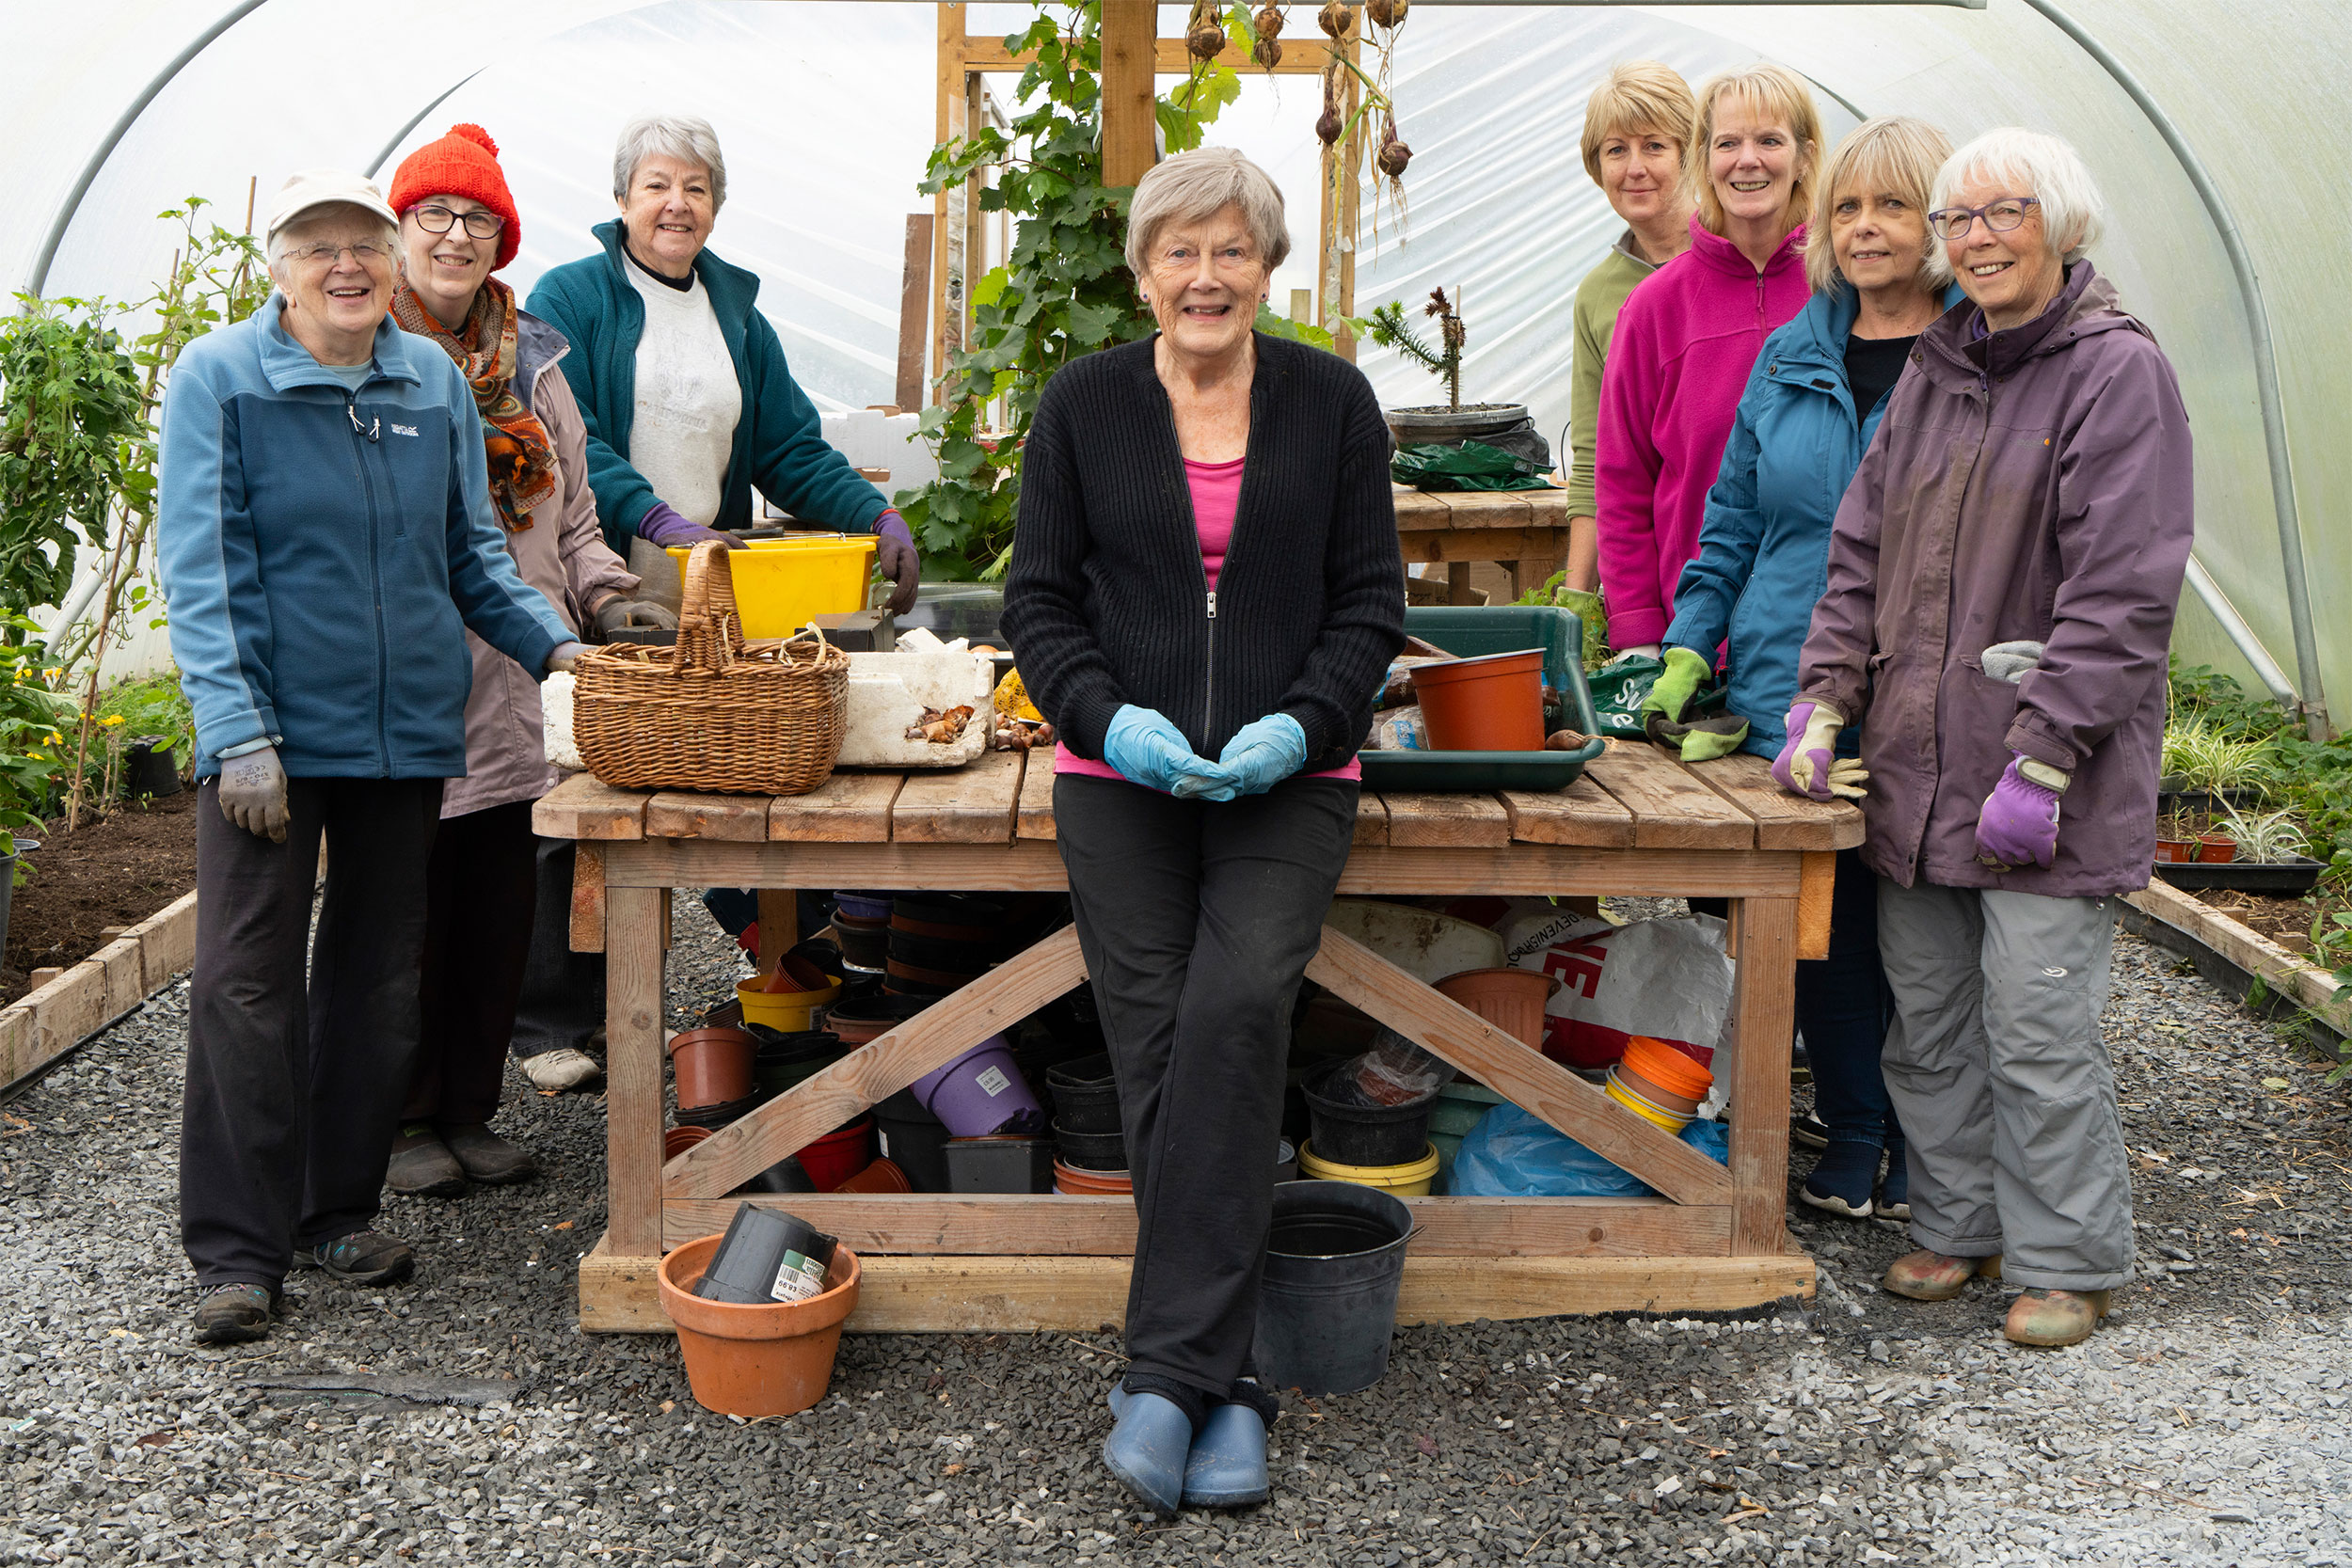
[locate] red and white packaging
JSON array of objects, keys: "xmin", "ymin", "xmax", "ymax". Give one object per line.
[{"xmin": 1500, "ymin": 911, "xmax": 1736, "ymax": 1082}]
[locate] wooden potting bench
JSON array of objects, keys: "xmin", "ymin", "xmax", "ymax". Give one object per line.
[
  {"xmin": 544, "ymin": 741, "xmax": 1858, "ymax": 1334},
  {"xmin": 1391, "ymin": 483, "xmax": 1575, "ymax": 605}
]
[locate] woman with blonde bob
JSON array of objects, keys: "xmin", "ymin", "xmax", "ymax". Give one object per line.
[
  {"xmin": 1004, "ymin": 147, "xmax": 1403, "ymax": 1515},
  {"xmin": 1780, "ymin": 128, "xmax": 2193, "ymax": 1347},
  {"xmin": 1595, "ymin": 63, "xmax": 1819, "ymax": 657},
  {"xmin": 1640, "ymin": 116, "xmax": 1961, "ymax": 1222},
  {"xmin": 1562, "ymin": 60, "xmax": 1699, "ymax": 594}
]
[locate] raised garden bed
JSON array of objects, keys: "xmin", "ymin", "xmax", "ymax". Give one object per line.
[{"xmin": 3, "ymin": 790, "xmax": 199, "ymax": 1006}]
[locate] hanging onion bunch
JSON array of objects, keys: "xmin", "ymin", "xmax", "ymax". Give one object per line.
[
  {"xmin": 1251, "ymin": 5, "xmax": 1286, "ymax": 68},
  {"xmin": 1316, "ymin": 60, "xmax": 1344, "ymax": 146},
  {"xmin": 1317, "ymin": 1, "xmax": 1356, "ymax": 40},
  {"xmin": 1376, "ymin": 113, "xmax": 1411, "ymax": 178},
  {"xmin": 1187, "ymin": 0, "xmax": 1226, "ymax": 61},
  {"xmin": 1365, "ymin": 0, "xmax": 1408, "ymax": 27}
]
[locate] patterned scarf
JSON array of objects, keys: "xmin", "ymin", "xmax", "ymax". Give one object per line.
[{"xmin": 391, "ymin": 276, "xmax": 558, "ymax": 531}]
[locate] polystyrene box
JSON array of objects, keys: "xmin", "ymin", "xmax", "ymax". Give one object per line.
[{"xmin": 836, "ymin": 627, "xmax": 993, "ymax": 768}]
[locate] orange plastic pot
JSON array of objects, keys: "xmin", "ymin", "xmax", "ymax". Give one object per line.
[
  {"xmin": 664, "ymin": 1125, "xmax": 713, "ymax": 1161},
  {"xmin": 669, "ymin": 1027, "xmax": 757, "ymax": 1109},
  {"xmin": 2195, "ymin": 834, "xmax": 2237, "ymax": 863},
  {"xmin": 2153, "ymin": 837, "xmax": 2196, "ymax": 863},
  {"xmin": 1053, "ymin": 1159, "xmax": 1133, "ymax": 1196},
  {"xmin": 1618, "ymin": 1035, "xmax": 1711, "ymax": 1116},
  {"xmin": 831, "ymin": 1158, "xmax": 912, "ymax": 1194},
  {"xmin": 1409, "ymin": 649, "xmax": 1546, "ymax": 752},
  {"xmin": 1433, "ymin": 967, "xmax": 1562, "ymax": 1049},
  {"xmin": 658, "ymin": 1234, "xmax": 861, "ymax": 1418}
]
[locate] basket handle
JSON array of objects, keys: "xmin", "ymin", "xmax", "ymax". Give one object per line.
[{"xmin": 675, "ymin": 540, "xmax": 745, "ymax": 673}]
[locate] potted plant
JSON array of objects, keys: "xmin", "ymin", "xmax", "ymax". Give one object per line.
[
  {"xmin": 1365, "ymin": 289, "xmax": 1544, "ymax": 461},
  {"xmin": 2153, "ymin": 803, "xmax": 2325, "ymax": 895}
]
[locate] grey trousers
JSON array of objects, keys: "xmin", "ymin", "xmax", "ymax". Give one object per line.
[{"xmin": 1875, "ymin": 879, "xmax": 2133, "ymax": 1291}]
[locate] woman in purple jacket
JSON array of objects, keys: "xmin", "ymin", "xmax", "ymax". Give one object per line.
[{"xmin": 1776, "ymin": 129, "xmax": 2193, "ymax": 1348}]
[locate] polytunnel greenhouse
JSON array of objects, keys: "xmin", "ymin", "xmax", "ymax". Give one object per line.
[{"xmin": 8, "ymin": 0, "xmax": 2345, "ymax": 721}]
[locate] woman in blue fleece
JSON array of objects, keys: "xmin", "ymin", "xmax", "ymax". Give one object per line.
[
  {"xmin": 1637, "ymin": 117, "xmax": 1960, "ymax": 1223},
  {"xmin": 157, "ymin": 170, "xmax": 580, "ymax": 1346}
]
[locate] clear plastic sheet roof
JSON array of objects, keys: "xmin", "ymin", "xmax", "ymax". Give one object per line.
[{"xmin": 7, "ymin": 1, "xmax": 2348, "ymax": 707}]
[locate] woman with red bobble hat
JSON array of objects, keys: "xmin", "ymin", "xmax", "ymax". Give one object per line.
[{"xmin": 382, "ymin": 123, "xmax": 676, "ymax": 1197}]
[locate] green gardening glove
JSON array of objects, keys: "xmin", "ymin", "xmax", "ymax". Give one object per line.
[
  {"xmin": 1640, "ymin": 646, "xmax": 1712, "ymax": 738},
  {"xmin": 1662, "ymin": 714, "xmax": 1752, "ymax": 762}
]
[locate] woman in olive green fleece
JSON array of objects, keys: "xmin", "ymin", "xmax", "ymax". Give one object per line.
[{"xmin": 1565, "ymin": 62, "xmax": 1698, "ymax": 596}]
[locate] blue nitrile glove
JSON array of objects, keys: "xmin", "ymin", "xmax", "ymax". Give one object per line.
[
  {"xmin": 1217, "ymin": 713, "xmax": 1309, "ymax": 797},
  {"xmin": 1104, "ymin": 705, "xmax": 1237, "ymax": 800}
]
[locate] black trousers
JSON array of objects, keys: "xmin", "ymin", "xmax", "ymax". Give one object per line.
[
  {"xmin": 407, "ymin": 800, "xmax": 538, "ymax": 1126},
  {"xmin": 180, "ymin": 777, "xmax": 442, "ymax": 1290},
  {"xmin": 1054, "ymin": 772, "xmax": 1359, "ymax": 1406},
  {"xmin": 510, "ymin": 835, "xmax": 604, "ymax": 1061}
]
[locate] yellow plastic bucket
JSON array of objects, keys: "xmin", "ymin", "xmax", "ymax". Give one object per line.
[
  {"xmin": 737, "ymin": 976, "xmax": 843, "ymax": 1033},
  {"xmin": 1297, "ymin": 1139, "xmax": 1440, "ymax": 1196},
  {"xmin": 1604, "ymin": 1068, "xmax": 1692, "ymax": 1132},
  {"xmin": 670, "ymin": 534, "xmax": 877, "ymax": 640}
]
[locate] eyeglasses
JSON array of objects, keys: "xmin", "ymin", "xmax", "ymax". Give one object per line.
[
  {"xmin": 1927, "ymin": 196, "xmax": 2040, "ymax": 242},
  {"xmin": 284, "ymin": 240, "xmax": 391, "ymax": 267},
  {"xmin": 410, "ymin": 204, "xmax": 506, "ymax": 240}
]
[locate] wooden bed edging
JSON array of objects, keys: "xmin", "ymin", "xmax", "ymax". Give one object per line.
[
  {"xmin": 0, "ymin": 889, "xmax": 198, "ymax": 1095},
  {"xmin": 2121, "ymin": 878, "xmax": 2347, "ymax": 1040}
]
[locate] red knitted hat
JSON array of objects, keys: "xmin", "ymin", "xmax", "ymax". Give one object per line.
[{"xmin": 389, "ymin": 123, "xmax": 521, "ymax": 271}]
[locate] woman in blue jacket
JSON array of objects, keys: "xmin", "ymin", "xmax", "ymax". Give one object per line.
[{"xmin": 1642, "ymin": 116, "xmax": 1959, "ymax": 1222}]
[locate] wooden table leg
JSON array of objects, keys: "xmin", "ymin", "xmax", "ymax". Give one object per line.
[
  {"xmin": 1728, "ymin": 894, "xmax": 1797, "ymax": 1255},
  {"xmin": 756, "ymin": 888, "xmax": 798, "ymax": 974},
  {"xmin": 1448, "ymin": 562, "xmax": 1476, "ymax": 605},
  {"xmin": 607, "ymin": 883, "xmax": 667, "ymax": 1257},
  {"xmin": 1796, "ymin": 851, "xmax": 1836, "ymax": 961}
]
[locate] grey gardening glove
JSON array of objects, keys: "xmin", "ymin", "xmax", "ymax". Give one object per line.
[
  {"xmin": 544, "ymin": 641, "xmax": 585, "ymax": 675},
  {"xmin": 218, "ymin": 745, "xmax": 290, "ymax": 844},
  {"xmin": 592, "ymin": 596, "xmax": 679, "ymax": 637},
  {"xmin": 1981, "ymin": 640, "xmax": 2045, "ymax": 684}
]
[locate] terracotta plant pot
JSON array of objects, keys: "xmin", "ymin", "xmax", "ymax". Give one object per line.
[
  {"xmin": 1618, "ymin": 1034, "xmax": 1712, "ymax": 1117},
  {"xmin": 830, "ymin": 1157, "xmax": 912, "ymax": 1194},
  {"xmin": 2195, "ymin": 834, "xmax": 2238, "ymax": 863},
  {"xmin": 658, "ymin": 1233, "xmax": 861, "ymax": 1418},
  {"xmin": 1433, "ymin": 967, "xmax": 1563, "ymax": 1049},
  {"xmin": 1408, "ymin": 648, "xmax": 1547, "ymax": 752},
  {"xmin": 664, "ymin": 1124, "xmax": 713, "ymax": 1161},
  {"xmin": 669, "ymin": 1027, "xmax": 757, "ymax": 1109},
  {"xmin": 2153, "ymin": 837, "xmax": 2197, "ymax": 864},
  {"xmin": 1053, "ymin": 1158, "xmax": 1133, "ymax": 1196}
]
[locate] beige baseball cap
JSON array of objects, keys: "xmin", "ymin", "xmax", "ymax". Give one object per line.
[{"xmin": 266, "ymin": 169, "xmax": 399, "ymax": 240}]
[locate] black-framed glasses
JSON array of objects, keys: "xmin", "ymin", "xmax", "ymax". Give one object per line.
[
  {"xmin": 410, "ymin": 203, "xmax": 506, "ymax": 240},
  {"xmin": 1927, "ymin": 196, "xmax": 2040, "ymax": 243}
]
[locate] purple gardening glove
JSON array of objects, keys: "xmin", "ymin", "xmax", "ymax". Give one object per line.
[
  {"xmin": 638, "ymin": 501, "xmax": 745, "ymax": 550},
  {"xmin": 1975, "ymin": 752, "xmax": 2068, "ymax": 870},
  {"xmin": 873, "ymin": 509, "xmax": 921, "ymax": 615},
  {"xmin": 1771, "ymin": 701, "xmax": 1839, "ymax": 800}
]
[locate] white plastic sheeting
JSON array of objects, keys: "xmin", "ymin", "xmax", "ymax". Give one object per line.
[{"xmin": 7, "ymin": 1, "xmax": 2349, "ymax": 705}]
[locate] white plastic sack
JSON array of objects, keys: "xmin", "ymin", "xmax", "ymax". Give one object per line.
[
  {"xmin": 541, "ymin": 670, "xmax": 583, "ymax": 772},
  {"xmin": 1500, "ymin": 910, "xmax": 1736, "ymax": 1094}
]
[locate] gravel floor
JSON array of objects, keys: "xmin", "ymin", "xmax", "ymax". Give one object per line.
[{"xmin": 2, "ymin": 899, "xmax": 2346, "ymax": 1567}]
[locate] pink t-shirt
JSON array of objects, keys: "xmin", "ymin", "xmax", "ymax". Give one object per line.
[{"xmin": 1057, "ymin": 454, "xmax": 1359, "ymax": 784}]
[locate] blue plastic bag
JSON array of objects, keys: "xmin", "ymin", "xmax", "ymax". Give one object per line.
[{"xmin": 1448, "ymin": 1104, "xmax": 1729, "ymax": 1197}]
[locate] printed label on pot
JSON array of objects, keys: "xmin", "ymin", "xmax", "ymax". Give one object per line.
[
  {"xmin": 877, "ymin": 1130, "xmax": 893, "ymax": 1158},
  {"xmin": 975, "ymin": 1066, "xmax": 1010, "ymax": 1097},
  {"xmin": 769, "ymin": 1249, "xmax": 829, "ymax": 1304}
]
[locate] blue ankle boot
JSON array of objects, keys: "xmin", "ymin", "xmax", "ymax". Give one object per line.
[
  {"xmin": 1102, "ymin": 1389, "xmax": 1191, "ymax": 1517},
  {"xmin": 1183, "ymin": 1402, "xmax": 1269, "ymax": 1507},
  {"xmin": 1800, "ymin": 1140, "xmax": 1880, "ymax": 1220}
]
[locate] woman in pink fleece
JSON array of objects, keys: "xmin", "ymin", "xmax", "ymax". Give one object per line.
[{"xmin": 1597, "ymin": 64, "xmax": 1822, "ymax": 655}]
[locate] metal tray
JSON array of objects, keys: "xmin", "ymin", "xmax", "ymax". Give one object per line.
[
  {"xmin": 1357, "ymin": 607, "xmax": 1607, "ymax": 793},
  {"xmin": 2152, "ymin": 857, "xmax": 2326, "ymax": 895}
]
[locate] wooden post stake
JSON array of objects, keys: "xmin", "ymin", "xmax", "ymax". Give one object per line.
[
  {"xmin": 897, "ymin": 213, "xmax": 935, "ymax": 410},
  {"xmin": 606, "ymin": 885, "xmax": 668, "ymax": 1256},
  {"xmin": 1099, "ymin": 1, "xmax": 1157, "ymax": 189}
]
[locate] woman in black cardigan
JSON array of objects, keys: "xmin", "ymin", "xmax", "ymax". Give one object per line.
[{"xmin": 1003, "ymin": 147, "xmax": 1405, "ymax": 1517}]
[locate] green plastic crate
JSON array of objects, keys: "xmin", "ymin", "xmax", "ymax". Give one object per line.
[{"xmin": 1359, "ymin": 606, "xmax": 1608, "ymax": 793}]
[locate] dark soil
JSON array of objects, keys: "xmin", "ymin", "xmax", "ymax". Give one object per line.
[
  {"xmin": 2193, "ymin": 887, "xmax": 2323, "ymax": 958},
  {"xmin": 2, "ymin": 788, "xmax": 199, "ymax": 1004}
]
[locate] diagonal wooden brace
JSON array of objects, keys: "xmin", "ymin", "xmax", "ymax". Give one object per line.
[
  {"xmin": 666, "ymin": 925, "xmax": 1089, "ymax": 1199},
  {"xmin": 1303, "ymin": 927, "xmax": 1734, "ymax": 1207}
]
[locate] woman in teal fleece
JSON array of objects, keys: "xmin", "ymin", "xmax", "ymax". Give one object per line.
[
  {"xmin": 526, "ymin": 113, "xmax": 919, "ymax": 613},
  {"xmin": 1640, "ymin": 116, "xmax": 1960, "ymax": 1224}
]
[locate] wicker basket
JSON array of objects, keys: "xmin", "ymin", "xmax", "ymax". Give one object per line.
[{"xmin": 572, "ymin": 541, "xmax": 850, "ymax": 795}]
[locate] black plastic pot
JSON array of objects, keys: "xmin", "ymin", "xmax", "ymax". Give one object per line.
[
  {"xmin": 122, "ymin": 737, "xmax": 181, "ymax": 799},
  {"xmin": 887, "ymin": 927, "xmax": 995, "ymax": 974},
  {"xmin": 1250, "ymin": 1180, "xmax": 1413, "ymax": 1395},
  {"xmin": 1045, "ymin": 1053, "xmax": 1120, "ymax": 1134},
  {"xmin": 750, "ymin": 1029, "xmax": 849, "ymax": 1098},
  {"xmin": 874, "ymin": 1087, "xmax": 951, "ymax": 1193},
  {"xmin": 1303, "ymin": 1071, "xmax": 1438, "ymax": 1167},
  {"xmin": 831, "ymin": 918, "xmax": 890, "ymax": 970},
  {"xmin": 693, "ymin": 1203, "xmax": 837, "ymax": 1305},
  {"xmin": 1053, "ymin": 1120, "xmax": 1127, "ymax": 1172},
  {"xmin": 675, "ymin": 1092, "xmax": 765, "ymax": 1130},
  {"xmin": 945, "ymin": 1135, "xmax": 1055, "ymax": 1194},
  {"xmin": 735, "ymin": 1155, "xmax": 818, "ymax": 1196}
]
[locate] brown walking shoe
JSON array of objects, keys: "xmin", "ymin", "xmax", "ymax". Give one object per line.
[
  {"xmin": 386, "ymin": 1125, "xmax": 467, "ymax": 1197},
  {"xmin": 1883, "ymin": 1248, "xmax": 2002, "ymax": 1302},
  {"xmin": 438, "ymin": 1123, "xmax": 539, "ymax": 1185},
  {"xmin": 191, "ymin": 1284, "xmax": 278, "ymax": 1345},
  {"xmin": 2003, "ymin": 1287, "xmax": 2109, "ymax": 1347}
]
